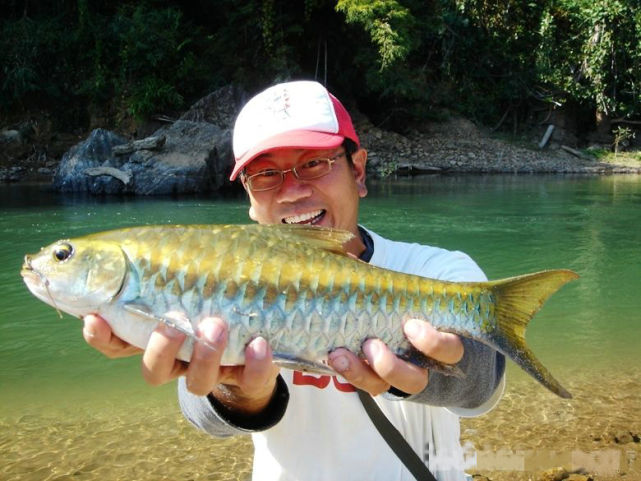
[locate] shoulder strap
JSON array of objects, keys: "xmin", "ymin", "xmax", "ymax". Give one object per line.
[{"xmin": 357, "ymin": 389, "xmax": 438, "ymax": 481}]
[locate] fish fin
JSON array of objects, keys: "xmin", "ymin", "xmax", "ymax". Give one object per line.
[
  {"xmin": 400, "ymin": 349, "xmax": 465, "ymax": 378},
  {"xmin": 270, "ymin": 224, "xmax": 354, "ymax": 255},
  {"xmin": 273, "ymin": 353, "xmax": 335, "ymax": 375},
  {"xmin": 488, "ymin": 269, "xmax": 578, "ymax": 399},
  {"xmin": 123, "ymin": 303, "xmax": 197, "ymax": 340}
]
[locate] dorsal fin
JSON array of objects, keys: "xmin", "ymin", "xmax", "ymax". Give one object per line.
[
  {"xmin": 85, "ymin": 223, "xmax": 356, "ymax": 256},
  {"xmin": 266, "ymin": 224, "xmax": 354, "ymax": 255}
]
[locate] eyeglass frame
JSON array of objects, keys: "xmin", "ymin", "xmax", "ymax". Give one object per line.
[{"xmin": 241, "ymin": 151, "xmax": 347, "ymax": 192}]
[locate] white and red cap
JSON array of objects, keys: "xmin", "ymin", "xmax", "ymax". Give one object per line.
[{"xmin": 230, "ymin": 80, "xmax": 360, "ymax": 180}]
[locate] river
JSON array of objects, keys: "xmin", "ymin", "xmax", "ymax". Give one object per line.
[{"xmin": 1, "ymin": 174, "xmax": 640, "ymax": 480}]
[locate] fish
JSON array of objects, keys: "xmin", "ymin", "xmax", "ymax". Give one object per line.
[{"xmin": 21, "ymin": 223, "xmax": 578, "ymax": 398}]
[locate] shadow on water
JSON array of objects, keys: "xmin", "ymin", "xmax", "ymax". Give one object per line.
[{"xmin": 0, "ymin": 182, "xmax": 247, "ymax": 210}]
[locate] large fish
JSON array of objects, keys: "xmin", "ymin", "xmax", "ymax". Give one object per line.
[{"xmin": 21, "ymin": 224, "xmax": 578, "ymax": 398}]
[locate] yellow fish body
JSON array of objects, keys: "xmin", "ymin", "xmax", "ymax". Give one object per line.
[{"xmin": 21, "ymin": 224, "xmax": 578, "ymax": 398}]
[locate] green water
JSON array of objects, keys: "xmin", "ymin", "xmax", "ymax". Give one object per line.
[
  {"xmin": 1, "ymin": 175, "xmax": 640, "ymax": 410},
  {"xmin": 1, "ymin": 175, "xmax": 640, "ymax": 478}
]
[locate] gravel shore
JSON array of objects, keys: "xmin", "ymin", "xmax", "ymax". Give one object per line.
[{"xmin": 358, "ymin": 117, "xmax": 641, "ymax": 177}]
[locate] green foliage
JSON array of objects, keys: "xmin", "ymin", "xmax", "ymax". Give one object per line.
[
  {"xmin": 0, "ymin": 0, "xmax": 639, "ymax": 135},
  {"xmin": 109, "ymin": 4, "xmax": 197, "ymax": 118},
  {"xmin": 1, "ymin": 15, "xmax": 73, "ymax": 106},
  {"xmin": 612, "ymin": 126, "xmax": 635, "ymax": 154},
  {"xmin": 536, "ymin": 0, "xmax": 641, "ymax": 118},
  {"xmin": 1, "ymin": 1, "xmax": 214, "ymax": 124},
  {"xmin": 336, "ymin": 0, "xmax": 414, "ymax": 70}
]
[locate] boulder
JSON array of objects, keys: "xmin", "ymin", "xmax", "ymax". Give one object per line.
[
  {"xmin": 52, "ymin": 120, "xmax": 233, "ymax": 195},
  {"xmin": 52, "ymin": 84, "xmax": 245, "ymax": 195},
  {"xmin": 179, "ymin": 84, "xmax": 246, "ymax": 129},
  {"xmin": 53, "ymin": 129, "xmax": 128, "ymax": 193},
  {"xmin": 121, "ymin": 120, "xmax": 232, "ymax": 195}
]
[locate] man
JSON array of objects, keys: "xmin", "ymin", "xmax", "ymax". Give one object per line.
[{"xmin": 84, "ymin": 80, "xmax": 505, "ymax": 480}]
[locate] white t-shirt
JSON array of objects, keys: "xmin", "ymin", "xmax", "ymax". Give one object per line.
[{"xmin": 247, "ymin": 228, "xmax": 505, "ymax": 481}]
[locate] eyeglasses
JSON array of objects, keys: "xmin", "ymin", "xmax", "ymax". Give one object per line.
[{"xmin": 242, "ymin": 152, "xmax": 346, "ymax": 192}]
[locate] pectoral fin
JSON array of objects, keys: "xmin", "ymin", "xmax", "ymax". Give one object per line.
[
  {"xmin": 123, "ymin": 303, "xmax": 197, "ymax": 340},
  {"xmin": 273, "ymin": 353, "xmax": 336, "ymax": 376}
]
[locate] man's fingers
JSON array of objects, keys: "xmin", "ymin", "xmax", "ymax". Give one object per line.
[
  {"xmin": 362, "ymin": 339, "xmax": 428, "ymax": 395},
  {"xmin": 83, "ymin": 314, "xmax": 142, "ymax": 358},
  {"xmin": 185, "ymin": 318, "xmax": 227, "ymax": 396},
  {"xmin": 141, "ymin": 324, "xmax": 188, "ymax": 386},
  {"xmin": 404, "ymin": 319, "xmax": 464, "ymax": 364},
  {"xmin": 239, "ymin": 337, "xmax": 280, "ymax": 395},
  {"xmin": 328, "ymin": 348, "xmax": 390, "ymax": 396}
]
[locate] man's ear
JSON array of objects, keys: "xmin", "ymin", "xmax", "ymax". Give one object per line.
[
  {"xmin": 248, "ymin": 205, "xmax": 258, "ymax": 221},
  {"xmin": 351, "ymin": 148, "xmax": 368, "ymax": 198}
]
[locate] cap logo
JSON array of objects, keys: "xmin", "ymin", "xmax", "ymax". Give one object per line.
[{"xmin": 269, "ymin": 88, "xmax": 292, "ymax": 120}]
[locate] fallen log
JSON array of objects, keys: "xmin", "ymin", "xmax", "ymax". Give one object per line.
[
  {"xmin": 112, "ymin": 135, "xmax": 166, "ymax": 155},
  {"xmin": 84, "ymin": 167, "xmax": 132, "ymax": 185},
  {"xmin": 560, "ymin": 145, "xmax": 591, "ymax": 161},
  {"xmin": 396, "ymin": 163, "xmax": 443, "ymax": 176}
]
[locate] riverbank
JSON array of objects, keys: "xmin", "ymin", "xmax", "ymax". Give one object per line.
[
  {"xmin": 356, "ymin": 116, "xmax": 641, "ymax": 176},
  {"xmin": 2, "ymin": 113, "xmax": 640, "ymax": 185}
]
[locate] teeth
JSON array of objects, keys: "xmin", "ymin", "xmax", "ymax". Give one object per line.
[{"xmin": 284, "ymin": 210, "xmax": 323, "ymax": 224}]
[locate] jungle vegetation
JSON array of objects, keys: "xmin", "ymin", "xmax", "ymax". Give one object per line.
[{"xmin": 1, "ymin": 0, "xmax": 639, "ymax": 141}]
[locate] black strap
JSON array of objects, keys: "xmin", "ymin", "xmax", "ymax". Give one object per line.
[{"xmin": 357, "ymin": 389, "xmax": 438, "ymax": 481}]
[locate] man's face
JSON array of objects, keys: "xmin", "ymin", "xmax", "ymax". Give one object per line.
[{"xmin": 241, "ymin": 146, "xmax": 368, "ymax": 254}]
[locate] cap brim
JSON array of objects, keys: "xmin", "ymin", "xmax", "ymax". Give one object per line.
[{"xmin": 230, "ymin": 130, "xmax": 345, "ymax": 180}]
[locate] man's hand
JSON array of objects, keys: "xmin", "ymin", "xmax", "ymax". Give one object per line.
[
  {"xmin": 83, "ymin": 314, "xmax": 143, "ymax": 358},
  {"xmin": 327, "ymin": 318, "xmax": 464, "ymax": 396},
  {"xmin": 82, "ymin": 315, "xmax": 280, "ymax": 415}
]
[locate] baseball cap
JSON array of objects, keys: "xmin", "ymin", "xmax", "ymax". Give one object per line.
[{"xmin": 230, "ymin": 80, "xmax": 360, "ymax": 180}]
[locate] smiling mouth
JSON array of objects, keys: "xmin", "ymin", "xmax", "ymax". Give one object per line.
[{"xmin": 282, "ymin": 209, "xmax": 325, "ymax": 225}]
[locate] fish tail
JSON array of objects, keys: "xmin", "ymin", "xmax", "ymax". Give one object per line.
[{"xmin": 488, "ymin": 269, "xmax": 578, "ymax": 399}]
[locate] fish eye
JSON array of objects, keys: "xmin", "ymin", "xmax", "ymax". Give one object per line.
[{"xmin": 53, "ymin": 243, "xmax": 74, "ymax": 262}]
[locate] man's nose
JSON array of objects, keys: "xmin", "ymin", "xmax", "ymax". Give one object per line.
[{"xmin": 276, "ymin": 170, "xmax": 312, "ymax": 202}]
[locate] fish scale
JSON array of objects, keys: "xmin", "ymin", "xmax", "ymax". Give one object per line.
[{"xmin": 22, "ymin": 223, "xmax": 578, "ymax": 398}]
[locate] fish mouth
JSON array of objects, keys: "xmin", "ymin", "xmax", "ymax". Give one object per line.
[
  {"xmin": 21, "ymin": 257, "xmax": 65, "ymax": 318},
  {"xmin": 21, "ymin": 268, "xmax": 40, "ymax": 283},
  {"xmin": 282, "ymin": 209, "xmax": 325, "ymax": 225},
  {"xmin": 20, "ymin": 257, "xmax": 39, "ymax": 283}
]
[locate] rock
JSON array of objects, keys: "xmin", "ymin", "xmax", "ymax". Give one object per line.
[
  {"xmin": 0, "ymin": 166, "xmax": 26, "ymax": 182},
  {"xmin": 566, "ymin": 474, "xmax": 593, "ymax": 481},
  {"xmin": 179, "ymin": 84, "xmax": 246, "ymax": 129},
  {"xmin": 0, "ymin": 129, "xmax": 22, "ymax": 144},
  {"xmin": 53, "ymin": 120, "xmax": 234, "ymax": 195},
  {"xmin": 539, "ymin": 466, "xmax": 568, "ymax": 481},
  {"xmin": 53, "ymin": 121, "xmax": 232, "ymax": 195},
  {"xmin": 470, "ymin": 475, "xmax": 491, "ymax": 481},
  {"xmin": 52, "ymin": 129, "xmax": 128, "ymax": 193},
  {"xmin": 112, "ymin": 135, "xmax": 166, "ymax": 155},
  {"xmin": 121, "ymin": 120, "xmax": 232, "ymax": 195},
  {"xmin": 615, "ymin": 430, "xmax": 635, "ymax": 444},
  {"xmin": 52, "ymin": 84, "xmax": 245, "ymax": 195}
]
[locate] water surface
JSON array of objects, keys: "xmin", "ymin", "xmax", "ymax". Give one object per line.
[{"xmin": 1, "ymin": 175, "xmax": 639, "ymax": 480}]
